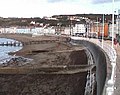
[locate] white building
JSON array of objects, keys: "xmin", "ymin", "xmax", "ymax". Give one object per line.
[
  {"xmin": 109, "ymin": 24, "xmax": 118, "ymax": 38},
  {"xmin": 44, "ymin": 27, "xmax": 55, "ymax": 34},
  {"xmin": 32, "ymin": 26, "xmax": 56, "ymax": 37},
  {"xmin": 61, "ymin": 27, "xmax": 70, "ymax": 35},
  {"xmin": 55, "ymin": 26, "xmax": 71, "ymax": 35},
  {"xmin": 73, "ymin": 24, "xmax": 86, "ymax": 36},
  {"xmin": 0, "ymin": 27, "xmax": 16, "ymax": 33}
]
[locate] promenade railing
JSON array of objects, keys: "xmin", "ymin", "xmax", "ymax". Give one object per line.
[{"xmin": 71, "ymin": 36, "xmax": 117, "ymax": 95}]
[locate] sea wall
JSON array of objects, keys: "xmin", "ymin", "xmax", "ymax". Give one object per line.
[{"xmin": 71, "ymin": 39, "xmax": 108, "ymax": 95}]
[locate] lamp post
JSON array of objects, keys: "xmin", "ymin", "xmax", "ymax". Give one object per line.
[
  {"xmin": 70, "ymin": 17, "xmax": 73, "ymax": 36},
  {"xmin": 112, "ymin": 0, "xmax": 115, "ymax": 49},
  {"xmin": 97, "ymin": 17, "xmax": 99, "ymax": 39},
  {"xmin": 102, "ymin": 14, "xmax": 104, "ymax": 48},
  {"xmin": 70, "ymin": 19, "xmax": 72, "ymax": 35}
]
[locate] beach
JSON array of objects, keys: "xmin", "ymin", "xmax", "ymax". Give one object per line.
[
  {"xmin": 0, "ymin": 33, "xmax": 87, "ymax": 68},
  {"xmin": 0, "ymin": 34, "xmax": 89, "ymax": 95}
]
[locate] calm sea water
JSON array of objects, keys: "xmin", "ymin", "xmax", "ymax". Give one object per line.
[{"xmin": 0, "ymin": 38, "xmax": 22, "ymax": 61}]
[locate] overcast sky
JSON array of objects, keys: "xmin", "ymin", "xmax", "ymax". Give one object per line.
[{"xmin": 0, "ymin": 0, "xmax": 120, "ymax": 18}]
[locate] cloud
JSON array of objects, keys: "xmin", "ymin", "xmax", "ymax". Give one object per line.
[
  {"xmin": 92, "ymin": 0, "xmax": 120, "ymax": 4},
  {"xmin": 47, "ymin": 0, "xmax": 64, "ymax": 3}
]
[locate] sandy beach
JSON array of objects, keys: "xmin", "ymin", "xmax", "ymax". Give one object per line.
[
  {"xmin": 0, "ymin": 33, "xmax": 87, "ymax": 67},
  {"xmin": 0, "ymin": 33, "xmax": 90, "ymax": 95}
]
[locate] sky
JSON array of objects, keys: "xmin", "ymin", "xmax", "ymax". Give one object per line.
[{"xmin": 0, "ymin": 0, "xmax": 120, "ymax": 18}]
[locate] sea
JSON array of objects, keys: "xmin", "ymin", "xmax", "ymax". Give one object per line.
[{"xmin": 0, "ymin": 38, "xmax": 22, "ymax": 63}]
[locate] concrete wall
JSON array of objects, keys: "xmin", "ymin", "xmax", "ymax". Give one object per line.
[{"xmin": 71, "ymin": 39, "xmax": 107, "ymax": 95}]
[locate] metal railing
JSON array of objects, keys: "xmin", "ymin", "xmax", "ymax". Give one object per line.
[
  {"xmin": 71, "ymin": 36, "xmax": 117, "ymax": 95},
  {"xmin": 84, "ymin": 49, "xmax": 96, "ymax": 95},
  {"xmin": 70, "ymin": 37, "xmax": 96, "ymax": 95},
  {"xmin": 97, "ymin": 42, "xmax": 117, "ymax": 95}
]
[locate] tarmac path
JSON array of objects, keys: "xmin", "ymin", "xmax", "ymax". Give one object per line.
[
  {"xmin": 113, "ymin": 45, "xmax": 120, "ymax": 95},
  {"xmin": 90, "ymin": 39, "xmax": 120, "ymax": 95},
  {"xmin": 92, "ymin": 39, "xmax": 120, "ymax": 95},
  {"xmin": 71, "ymin": 37, "xmax": 120, "ymax": 95}
]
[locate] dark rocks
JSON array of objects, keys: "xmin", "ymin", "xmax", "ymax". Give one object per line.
[{"xmin": 2, "ymin": 56, "xmax": 32, "ymax": 67}]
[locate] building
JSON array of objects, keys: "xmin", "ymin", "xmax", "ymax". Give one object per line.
[
  {"xmin": 109, "ymin": 24, "xmax": 118, "ymax": 38},
  {"xmin": 90, "ymin": 23, "xmax": 109, "ymax": 38},
  {"xmin": 55, "ymin": 26, "xmax": 65, "ymax": 35},
  {"xmin": 44, "ymin": 27, "xmax": 55, "ymax": 34},
  {"xmin": 0, "ymin": 27, "xmax": 16, "ymax": 33},
  {"xmin": 73, "ymin": 24, "xmax": 86, "ymax": 36}
]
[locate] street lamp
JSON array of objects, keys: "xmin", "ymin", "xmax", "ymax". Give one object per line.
[
  {"xmin": 70, "ymin": 17, "xmax": 73, "ymax": 36},
  {"xmin": 101, "ymin": 1, "xmax": 105, "ymax": 48},
  {"xmin": 112, "ymin": 0, "xmax": 115, "ymax": 49},
  {"xmin": 97, "ymin": 17, "xmax": 99, "ymax": 39},
  {"xmin": 102, "ymin": 14, "xmax": 104, "ymax": 48}
]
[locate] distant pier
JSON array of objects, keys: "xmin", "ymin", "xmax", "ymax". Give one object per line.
[{"xmin": 0, "ymin": 41, "xmax": 22, "ymax": 47}]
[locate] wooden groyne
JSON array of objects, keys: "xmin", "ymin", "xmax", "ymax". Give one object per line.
[{"xmin": 0, "ymin": 41, "xmax": 22, "ymax": 47}]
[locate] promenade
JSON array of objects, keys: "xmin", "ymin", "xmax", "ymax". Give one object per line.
[
  {"xmin": 99, "ymin": 40, "xmax": 120, "ymax": 95},
  {"xmin": 92, "ymin": 39, "xmax": 120, "ymax": 95},
  {"xmin": 71, "ymin": 36, "xmax": 120, "ymax": 95},
  {"xmin": 113, "ymin": 45, "xmax": 120, "ymax": 95},
  {"xmin": 89, "ymin": 39, "xmax": 120, "ymax": 95}
]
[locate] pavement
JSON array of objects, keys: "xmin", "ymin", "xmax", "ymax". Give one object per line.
[
  {"xmin": 73, "ymin": 37, "xmax": 120, "ymax": 95},
  {"xmin": 113, "ymin": 44, "xmax": 120, "ymax": 95},
  {"xmin": 92, "ymin": 39, "xmax": 120, "ymax": 95},
  {"xmin": 94, "ymin": 40, "xmax": 120, "ymax": 95}
]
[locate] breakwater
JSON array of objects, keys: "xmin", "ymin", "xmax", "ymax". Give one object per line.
[{"xmin": 0, "ymin": 41, "xmax": 22, "ymax": 47}]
